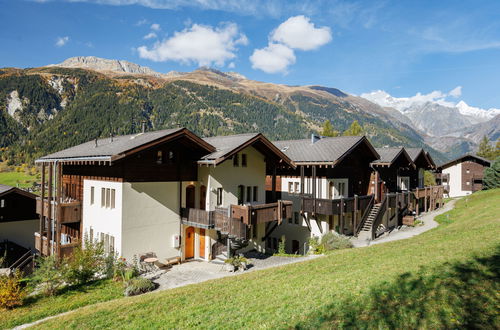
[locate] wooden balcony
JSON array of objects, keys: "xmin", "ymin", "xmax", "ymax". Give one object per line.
[
  {"xmin": 302, "ymin": 195, "xmax": 373, "ymax": 216},
  {"xmin": 232, "ymin": 201, "xmax": 293, "ymax": 225},
  {"xmin": 181, "ymin": 208, "xmax": 214, "ymax": 228},
  {"xmin": 36, "ymin": 198, "xmax": 82, "ymax": 224},
  {"xmin": 34, "ymin": 232, "xmax": 79, "ymax": 258}
]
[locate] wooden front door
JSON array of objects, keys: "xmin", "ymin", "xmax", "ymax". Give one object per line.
[
  {"xmin": 199, "ymin": 229, "xmax": 205, "ymax": 258},
  {"xmin": 200, "ymin": 185, "xmax": 206, "ymax": 210},
  {"xmin": 186, "ymin": 185, "xmax": 195, "ymax": 209},
  {"xmin": 185, "ymin": 227, "xmax": 195, "ymax": 259}
]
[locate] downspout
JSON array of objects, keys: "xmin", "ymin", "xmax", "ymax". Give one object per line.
[{"xmin": 51, "ymin": 160, "xmax": 58, "ymax": 255}]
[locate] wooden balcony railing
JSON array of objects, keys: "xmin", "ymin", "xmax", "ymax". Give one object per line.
[
  {"xmin": 181, "ymin": 208, "xmax": 214, "ymax": 228},
  {"xmin": 36, "ymin": 198, "xmax": 82, "ymax": 224},
  {"xmin": 301, "ymin": 195, "xmax": 373, "ymax": 216},
  {"xmin": 34, "ymin": 232, "xmax": 79, "ymax": 258}
]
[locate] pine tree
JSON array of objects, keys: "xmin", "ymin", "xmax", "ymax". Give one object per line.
[
  {"xmin": 482, "ymin": 156, "xmax": 500, "ymax": 190},
  {"xmin": 321, "ymin": 120, "xmax": 339, "ymax": 137},
  {"xmin": 343, "ymin": 120, "xmax": 363, "ymax": 136},
  {"xmin": 477, "ymin": 135, "xmax": 495, "ymax": 159}
]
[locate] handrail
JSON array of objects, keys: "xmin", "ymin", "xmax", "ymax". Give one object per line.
[
  {"xmin": 371, "ymin": 195, "xmax": 387, "ymax": 240},
  {"xmin": 355, "ymin": 194, "xmax": 374, "ymax": 235},
  {"xmin": 9, "ymin": 249, "xmax": 32, "ymax": 271}
]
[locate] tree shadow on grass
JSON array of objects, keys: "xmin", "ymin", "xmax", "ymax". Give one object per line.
[{"xmin": 295, "ymin": 245, "xmax": 500, "ymax": 329}]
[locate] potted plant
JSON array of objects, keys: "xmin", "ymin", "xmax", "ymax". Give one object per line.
[{"xmin": 224, "ymin": 255, "xmax": 249, "ymax": 272}]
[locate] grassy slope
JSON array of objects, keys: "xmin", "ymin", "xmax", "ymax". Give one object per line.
[
  {"xmin": 0, "ymin": 171, "xmax": 38, "ymax": 188},
  {"xmin": 27, "ymin": 190, "xmax": 500, "ymax": 328},
  {"xmin": 0, "ymin": 280, "xmax": 123, "ymax": 329}
]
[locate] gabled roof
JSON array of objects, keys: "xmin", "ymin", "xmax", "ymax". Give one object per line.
[
  {"xmin": 439, "ymin": 154, "xmax": 491, "ymax": 169},
  {"xmin": 272, "ymin": 136, "xmax": 379, "ymax": 166},
  {"xmin": 0, "ymin": 184, "xmax": 36, "ymax": 199},
  {"xmin": 36, "ymin": 128, "xmax": 215, "ymax": 164},
  {"xmin": 199, "ymin": 133, "xmax": 294, "ymax": 167},
  {"xmin": 406, "ymin": 148, "xmax": 435, "ymax": 169},
  {"xmin": 372, "ymin": 147, "xmax": 414, "ymax": 168}
]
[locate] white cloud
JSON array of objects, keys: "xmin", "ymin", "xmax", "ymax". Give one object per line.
[
  {"xmin": 250, "ymin": 43, "xmax": 296, "ymax": 74},
  {"xmin": 228, "ymin": 62, "xmax": 235, "ymax": 69},
  {"xmin": 143, "ymin": 32, "xmax": 157, "ymax": 40},
  {"xmin": 270, "ymin": 15, "xmax": 332, "ymax": 51},
  {"xmin": 137, "ymin": 22, "xmax": 248, "ymax": 67},
  {"xmin": 449, "ymin": 86, "xmax": 462, "ymax": 98},
  {"xmin": 55, "ymin": 36, "xmax": 69, "ymax": 47},
  {"xmin": 135, "ymin": 18, "xmax": 149, "ymax": 26},
  {"xmin": 150, "ymin": 23, "xmax": 160, "ymax": 31}
]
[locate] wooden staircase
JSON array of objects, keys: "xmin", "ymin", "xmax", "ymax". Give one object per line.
[{"xmin": 358, "ymin": 203, "xmax": 381, "ymax": 240}]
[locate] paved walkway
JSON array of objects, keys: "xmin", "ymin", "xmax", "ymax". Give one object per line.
[
  {"xmin": 352, "ymin": 199, "xmax": 458, "ymax": 247},
  {"xmin": 147, "ymin": 253, "xmax": 321, "ymax": 291}
]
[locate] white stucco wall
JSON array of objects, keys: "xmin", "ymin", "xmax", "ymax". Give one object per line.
[
  {"xmin": 0, "ymin": 219, "xmax": 38, "ymax": 249},
  {"xmin": 82, "ymin": 179, "xmax": 123, "ymax": 256},
  {"xmin": 121, "ymin": 182, "xmax": 181, "ymax": 261},
  {"xmin": 442, "ymin": 163, "xmax": 470, "ymax": 197}
]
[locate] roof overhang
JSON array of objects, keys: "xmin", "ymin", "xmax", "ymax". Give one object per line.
[
  {"xmin": 439, "ymin": 154, "xmax": 491, "ymax": 169},
  {"xmin": 0, "ymin": 187, "xmax": 37, "ymax": 199}
]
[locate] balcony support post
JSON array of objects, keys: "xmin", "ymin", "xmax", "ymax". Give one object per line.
[
  {"xmin": 271, "ymin": 166, "xmax": 277, "ymax": 203},
  {"xmin": 47, "ymin": 162, "xmax": 53, "ymax": 256},
  {"xmin": 40, "ymin": 163, "xmax": 46, "ymax": 238},
  {"xmin": 56, "ymin": 162, "xmax": 62, "ymax": 258}
]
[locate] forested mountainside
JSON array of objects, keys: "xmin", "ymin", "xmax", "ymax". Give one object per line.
[{"xmin": 0, "ymin": 65, "xmax": 447, "ymax": 164}]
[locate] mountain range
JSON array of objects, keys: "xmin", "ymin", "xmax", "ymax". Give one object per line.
[{"xmin": 1, "ymin": 56, "xmax": 498, "ymax": 165}]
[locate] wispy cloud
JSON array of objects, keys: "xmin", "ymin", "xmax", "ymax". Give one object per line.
[
  {"xmin": 143, "ymin": 32, "xmax": 157, "ymax": 40},
  {"xmin": 137, "ymin": 22, "xmax": 248, "ymax": 67},
  {"xmin": 55, "ymin": 36, "xmax": 69, "ymax": 47},
  {"xmin": 150, "ymin": 23, "xmax": 160, "ymax": 31}
]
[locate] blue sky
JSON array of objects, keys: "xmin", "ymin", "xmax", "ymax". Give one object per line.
[{"xmin": 1, "ymin": 0, "xmax": 500, "ymax": 109}]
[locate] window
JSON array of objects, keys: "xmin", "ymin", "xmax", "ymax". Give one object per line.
[
  {"xmin": 294, "ymin": 182, "xmax": 300, "ymax": 194},
  {"xmin": 110, "ymin": 189, "xmax": 116, "ymax": 209},
  {"xmin": 0, "ymin": 199, "xmax": 4, "ymax": 208},
  {"xmin": 237, "ymin": 185, "xmax": 245, "ymax": 205},
  {"xmin": 241, "ymin": 154, "xmax": 247, "ymax": 167},
  {"xmin": 105, "ymin": 188, "xmax": 111, "ymax": 208},
  {"xmin": 253, "ymin": 186, "xmax": 258, "ymax": 202},
  {"xmin": 246, "ymin": 186, "xmax": 252, "ymax": 203},
  {"xmin": 216, "ymin": 188, "xmax": 223, "ymax": 206},
  {"xmin": 294, "ymin": 212, "xmax": 300, "ymax": 224},
  {"xmin": 288, "ymin": 182, "xmax": 294, "ymax": 194},
  {"xmin": 101, "ymin": 188, "xmax": 105, "ymax": 207},
  {"xmin": 157, "ymin": 151, "xmax": 163, "ymax": 164},
  {"xmin": 89, "ymin": 227, "xmax": 94, "ymax": 242},
  {"xmin": 233, "ymin": 154, "xmax": 239, "ymax": 167},
  {"xmin": 90, "ymin": 187, "xmax": 95, "ymax": 205}
]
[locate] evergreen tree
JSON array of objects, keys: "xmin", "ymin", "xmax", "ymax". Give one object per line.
[
  {"xmin": 477, "ymin": 136, "xmax": 495, "ymax": 159},
  {"xmin": 482, "ymin": 156, "xmax": 500, "ymax": 190},
  {"xmin": 495, "ymin": 139, "xmax": 500, "ymax": 158},
  {"xmin": 343, "ymin": 120, "xmax": 363, "ymax": 136},
  {"xmin": 321, "ymin": 120, "xmax": 339, "ymax": 137}
]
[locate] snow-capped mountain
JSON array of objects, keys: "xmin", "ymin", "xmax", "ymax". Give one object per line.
[{"xmin": 455, "ymin": 100, "xmax": 500, "ymax": 121}]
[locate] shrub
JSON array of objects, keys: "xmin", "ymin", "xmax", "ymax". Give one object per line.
[
  {"xmin": 308, "ymin": 236, "xmax": 324, "ymax": 255},
  {"xmin": 64, "ymin": 237, "xmax": 105, "ymax": 285},
  {"xmin": 278, "ymin": 238, "xmax": 286, "ymax": 255},
  {"xmin": 224, "ymin": 255, "xmax": 249, "ymax": 271},
  {"xmin": 0, "ymin": 272, "xmax": 25, "ymax": 309},
  {"xmin": 30, "ymin": 255, "xmax": 65, "ymax": 296},
  {"xmin": 320, "ymin": 232, "xmax": 353, "ymax": 251},
  {"xmin": 113, "ymin": 257, "xmax": 139, "ymax": 282},
  {"xmin": 124, "ymin": 277, "xmax": 156, "ymax": 297}
]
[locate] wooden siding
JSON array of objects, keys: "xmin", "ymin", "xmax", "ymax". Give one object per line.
[{"xmin": 461, "ymin": 160, "xmax": 486, "ymax": 191}]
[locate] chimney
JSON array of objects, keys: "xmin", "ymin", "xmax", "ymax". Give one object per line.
[
  {"xmin": 94, "ymin": 138, "xmax": 98, "ymax": 148},
  {"xmin": 311, "ymin": 133, "xmax": 321, "ymax": 144},
  {"xmin": 110, "ymin": 132, "xmax": 113, "ymax": 143},
  {"xmin": 141, "ymin": 121, "xmax": 146, "ymax": 133}
]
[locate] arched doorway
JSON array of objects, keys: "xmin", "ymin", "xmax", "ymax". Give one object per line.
[
  {"xmin": 200, "ymin": 185, "xmax": 206, "ymax": 210},
  {"xmin": 185, "ymin": 226, "xmax": 195, "ymax": 259},
  {"xmin": 186, "ymin": 185, "xmax": 195, "ymax": 209}
]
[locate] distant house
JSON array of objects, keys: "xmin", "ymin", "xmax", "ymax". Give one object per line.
[
  {"xmin": 34, "ymin": 128, "xmax": 294, "ymax": 261},
  {"xmin": 0, "ymin": 184, "xmax": 38, "ymax": 249},
  {"xmin": 438, "ymin": 154, "xmax": 491, "ymax": 197},
  {"xmin": 270, "ymin": 134, "xmax": 379, "ymax": 253}
]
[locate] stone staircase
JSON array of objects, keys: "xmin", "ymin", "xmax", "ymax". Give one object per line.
[{"xmin": 357, "ymin": 203, "xmax": 381, "ymax": 241}]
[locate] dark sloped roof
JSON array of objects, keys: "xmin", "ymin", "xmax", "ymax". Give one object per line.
[
  {"xmin": 0, "ymin": 184, "xmax": 36, "ymax": 199},
  {"xmin": 372, "ymin": 147, "xmax": 414, "ymax": 167},
  {"xmin": 273, "ymin": 136, "xmax": 378, "ymax": 165},
  {"xmin": 406, "ymin": 148, "xmax": 424, "ymax": 162},
  {"xmin": 439, "ymin": 153, "xmax": 491, "ymax": 169},
  {"xmin": 201, "ymin": 133, "xmax": 260, "ymax": 161},
  {"xmin": 37, "ymin": 128, "xmax": 214, "ymax": 163},
  {"xmin": 200, "ymin": 133, "xmax": 294, "ymax": 167}
]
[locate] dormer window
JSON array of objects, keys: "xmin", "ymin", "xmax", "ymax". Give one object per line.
[
  {"xmin": 157, "ymin": 151, "xmax": 163, "ymax": 164},
  {"xmin": 233, "ymin": 154, "xmax": 239, "ymax": 167},
  {"xmin": 242, "ymin": 154, "xmax": 247, "ymax": 167}
]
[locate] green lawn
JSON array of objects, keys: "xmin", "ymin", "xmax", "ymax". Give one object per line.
[
  {"xmin": 0, "ymin": 280, "xmax": 123, "ymax": 329},
  {"xmin": 12, "ymin": 189, "xmax": 500, "ymax": 329},
  {"xmin": 0, "ymin": 171, "xmax": 38, "ymax": 189}
]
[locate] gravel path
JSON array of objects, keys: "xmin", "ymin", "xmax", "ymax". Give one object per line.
[{"xmin": 352, "ymin": 199, "xmax": 458, "ymax": 247}]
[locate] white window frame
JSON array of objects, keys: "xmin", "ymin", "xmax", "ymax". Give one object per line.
[
  {"xmin": 330, "ymin": 178, "xmax": 348, "ymax": 199},
  {"xmin": 397, "ymin": 176, "xmax": 410, "ymax": 191}
]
